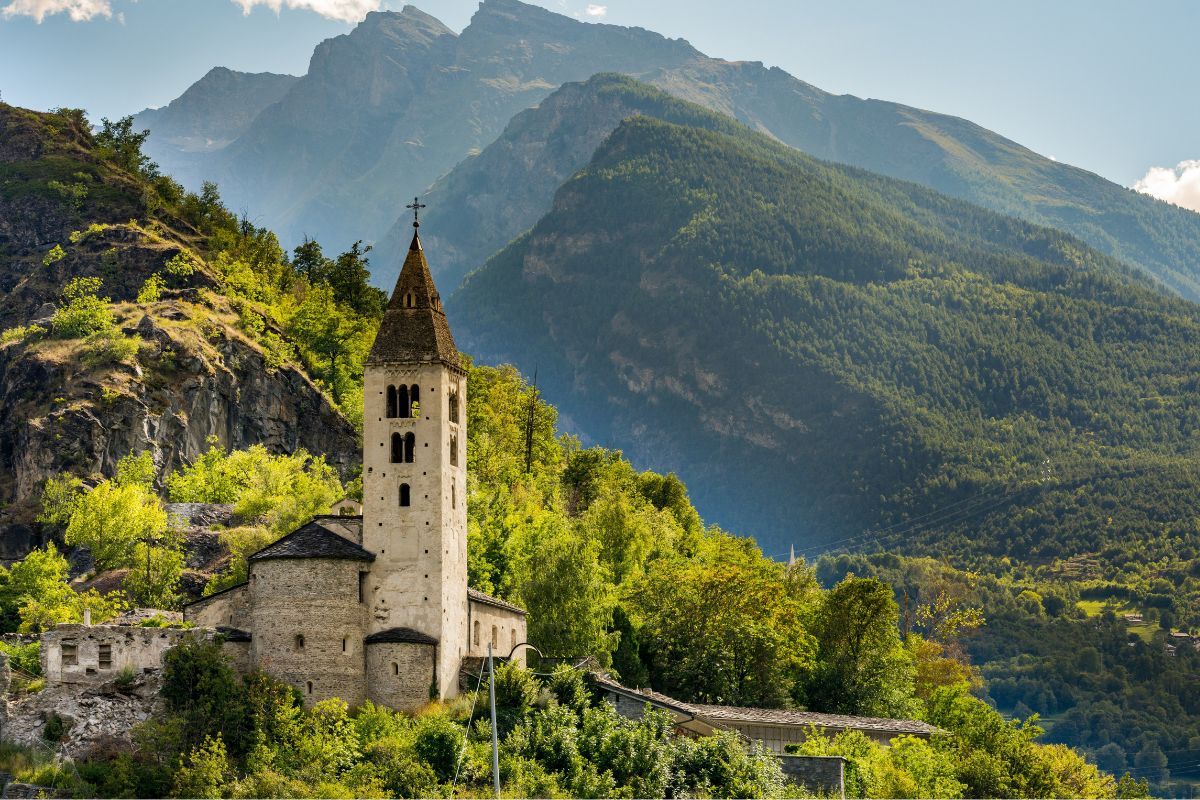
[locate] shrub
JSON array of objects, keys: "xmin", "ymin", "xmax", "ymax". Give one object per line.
[
  {"xmin": 42, "ymin": 244, "xmax": 66, "ymax": 267},
  {"xmin": 137, "ymin": 273, "xmax": 164, "ymax": 304},
  {"xmin": 114, "ymin": 666, "xmax": 137, "ymax": 690},
  {"xmin": 51, "ymin": 276, "xmax": 114, "ymax": 339},
  {"xmin": 0, "ymin": 324, "xmax": 46, "ymax": 346}
]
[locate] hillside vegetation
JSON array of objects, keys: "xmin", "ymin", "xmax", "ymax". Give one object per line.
[{"xmin": 455, "ymin": 113, "xmax": 1200, "ymax": 575}]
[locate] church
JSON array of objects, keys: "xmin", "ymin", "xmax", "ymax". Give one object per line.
[{"xmin": 184, "ymin": 218, "xmax": 527, "ymax": 710}]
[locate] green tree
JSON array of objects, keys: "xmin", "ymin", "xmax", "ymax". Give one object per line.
[
  {"xmin": 51, "ymin": 276, "xmax": 115, "ymax": 338},
  {"xmin": 801, "ymin": 576, "xmax": 919, "ymax": 718},
  {"xmin": 95, "ymin": 115, "xmax": 158, "ymax": 178}
]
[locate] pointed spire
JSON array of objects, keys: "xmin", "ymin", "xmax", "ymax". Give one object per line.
[{"xmin": 366, "ymin": 207, "xmax": 460, "ymax": 367}]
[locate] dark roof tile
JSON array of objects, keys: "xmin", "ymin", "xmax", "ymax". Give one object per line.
[
  {"xmin": 367, "ymin": 230, "xmax": 460, "ymax": 368},
  {"xmin": 365, "ymin": 627, "xmax": 438, "ymax": 645},
  {"xmin": 249, "ymin": 519, "xmax": 375, "ymax": 563},
  {"xmin": 468, "ymin": 587, "xmax": 526, "ymax": 615}
]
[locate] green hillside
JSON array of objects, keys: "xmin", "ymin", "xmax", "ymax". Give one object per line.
[{"xmin": 455, "ymin": 113, "xmax": 1200, "ymax": 575}]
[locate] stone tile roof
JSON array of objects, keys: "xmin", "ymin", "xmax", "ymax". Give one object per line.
[
  {"xmin": 366, "ymin": 230, "xmax": 461, "ymax": 369},
  {"xmin": 468, "ymin": 587, "xmax": 527, "ymax": 615},
  {"xmin": 365, "ymin": 627, "xmax": 439, "ymax": 645},
  {"xmin": 249, "ymin": 518, "xmax": 375, "ymax": 563},
  {"xmin": 590, "ymin": 675, "xmax": 942, "ymax": 737}
]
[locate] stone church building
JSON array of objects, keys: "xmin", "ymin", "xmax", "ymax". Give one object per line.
[{"xmin": 185, "ymin": 225, "xmax": 526, "ymax": 709}]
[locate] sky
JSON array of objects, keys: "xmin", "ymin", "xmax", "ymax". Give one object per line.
[{"xmin": 1, "ymin": 0, "xmax": 1198, "ymax": 206}]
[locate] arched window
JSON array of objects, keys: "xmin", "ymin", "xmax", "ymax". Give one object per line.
[
  {"xmin": 473, "ymin": 620, "xmax": 480, "ymax": 646},
  {"xmin": 386, "ymin": 385, "xmax": 398, "ymax": 418},
  {"xmin": 400, "ymin": 483, "xmax": 410, "ymax": 507},
  {"xmin": 410, "ymin": 385, "xmax": 420, "ymax": 419},
  {"xmin": 391, "ymin": 662, "xmax": 399, "ymax": 676},
  {"xmin": 450, "ymin": 435, "xmax": 458, "ymax": 467},
  {"xmin": 295, "ymin": 634, "xmax": 305, "ymax": 650},
  {"xmin": 403, "ymin": 291, "xmax": 415, "ymax": 308},
  {"xmin": 403, "ymin": 432, "xmax": 415, "ymax": 463},
  {"xmin": 390, "ymin": 432, "xmax": 403, "ymax": 463},
  {"xmin": 449, "ymin": 391, "xmax": 459, "ymax": 424},
  {"xmin": 398, "ymin": 384, "xmax": 410, "ymax": 418}
]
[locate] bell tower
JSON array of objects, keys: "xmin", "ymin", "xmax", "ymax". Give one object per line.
[{"xmin": 362, "ymin": 203, "xmax": 468, "ymax": 700}]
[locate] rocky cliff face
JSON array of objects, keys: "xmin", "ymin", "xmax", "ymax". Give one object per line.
[{"xmin": 0, "ymin": 104, "xmax": 358, "ymax": 559}]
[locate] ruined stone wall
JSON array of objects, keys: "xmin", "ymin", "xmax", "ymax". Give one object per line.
[
  {"xmin": 365, "ymin": 641, "xmax": 436, "ymax": 711},
  {"xmin": 467, "ymin": 601, "xmax": 527, "ymax": 666},
  {"xmin": 185, "ymin": 584, "xmax": 250, "ymax": 630},
  {"xmin": 362, "ymin": 362, "xmax": 469, "ymax": 700},
  {"xmin": 222, "ymin": 639, "xmax": 252, "ymax": 674},
  {"xmin": 248, "ymin": 557, "xmax": 367, "ymax": 707},
  {"xmin": 41, "ymin": 625, "xmax": 195, "ymax": 685}
]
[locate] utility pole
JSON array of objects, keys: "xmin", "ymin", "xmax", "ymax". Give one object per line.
[{"xmin": 488, "ymin": 642, "xmax": 500, "ymax": 799}]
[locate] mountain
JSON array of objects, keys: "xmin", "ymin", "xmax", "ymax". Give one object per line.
[
  {"xmin": 0, "ymin": 104, "xmax": 357, "ymax": 557},
  {"xmin": 140, "ymin": 0, "xmax": 1200, "ymax": 302},
  {"xmin": 152, "ymin": 0, "xmax": 698, "ymax": 252},
  {"xmin": 453, "ymin": 111, "xmax": 1200, "ymax": 566},
  {"xmin": 131, "ymin": 67, "xmax": 298, "ymax": 188},
  {"xmin": 375, "ymin": 63, "xmax": 1200, "ymax": 300}
]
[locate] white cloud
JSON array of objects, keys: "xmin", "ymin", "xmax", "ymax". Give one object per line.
[
  {"xmin": 585, "ymin": 3, "xmax": 606, "ymax": 16},
  {"xmin": 1134, "ymin": 160, "xmax": 1200, "ymax": 214},
  {"xmin": 232, "ymin": 0, "xmax": 379, "ymax": 22},
  {"xmin": 1, "ymin": 0, "xmax": 110, "ymax": 22}
]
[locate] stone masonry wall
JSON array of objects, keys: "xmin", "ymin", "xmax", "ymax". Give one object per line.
[
  {"xmin": 467, "ymin": 600, "xmax": 527, "ymax": 666},
  {"xmin": 366, "ymin": 641, "xmax": 436, "ymax": 710},
  {"xmin": 186, "ymin": 584, "xmax": 250, "ymax": 630},
  {"xmin": 362, "ymin": 362, "xmax": 469, "ymax": 700},
  {"xmin": 248, "ymin": 557, "xmax": 368, "ymax": 707},
  {"xmin": 41, "ymin": 624, "xmax": 195, "ymax": 685}
]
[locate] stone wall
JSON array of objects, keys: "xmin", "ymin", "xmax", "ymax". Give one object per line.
[
  {"xmin": 366, "ymin": 641, "xmax": 436, "ymax": 710},
  {"xmin": 467, "ymin": 600, "xmax": 527, "ymax": 666},
  {"xmin": 248, "ymin": 557, "xmax": 367, "ymax": 707},
  {"xmin": 41, "ymin": 624, "xmax": 195, "ymax": 685},
  {"xmin": 186, "ymin": 583, "xmax": 250, "ymax": 630},
  {"xmin": 779, "ymin": 755, "xmax": 845, "ymax": 797},
  {"xmin": 362, "ymin": 362, "xmax": 469, "ymax": 700}
]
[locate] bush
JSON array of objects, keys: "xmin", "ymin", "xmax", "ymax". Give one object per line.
[
  {"xmin": 114, "ymin": 666, "xmax": 137, "ymax": 690},
  {"xmin": 0, "ymin": 324, "xmax": 46, "ymax": 346},
  {"xmin": 51, "ymin": 276, "xmax": 114, "ymax": 339},
  {"xmin": 42, "ymin": 244, "xmax": 65, "ymax": 267}
]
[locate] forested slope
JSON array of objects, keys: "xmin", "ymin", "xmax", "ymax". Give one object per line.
[{"xmin": 455, "ymin": 113, "xmax": 1200, "ymax": 569}]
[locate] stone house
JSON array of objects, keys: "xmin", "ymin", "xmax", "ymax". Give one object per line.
[
  {"xmin": 182, "ymin": 223, "xmax": 526, "ymax": 710},
  {"xmin": 40, "ymin": 623, "xmax": 197, "ymax": 686}
]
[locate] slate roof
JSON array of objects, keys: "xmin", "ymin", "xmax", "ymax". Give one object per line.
[
  {"xmin": 468, "ymin": 587, "xmax": 527, "ymax": 615},
  {"xmin": 249, "ymin": 518, "xmax": 375, "ymax": 563},
  {"xmin": 591, "ymin": 675, "xmax": 942, "ymax": 737},
  {"xmin": 365, "ymin": 627, "xmax": 439, "ymax": 645},
  {"xmin": 366, "ymin": 229, "xmax": 461, "ymax": 368}
]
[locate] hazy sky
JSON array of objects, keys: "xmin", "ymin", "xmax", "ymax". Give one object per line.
[{"xmin": 1, "ymin": 0, "xmax": 1197, "ymax": 195}]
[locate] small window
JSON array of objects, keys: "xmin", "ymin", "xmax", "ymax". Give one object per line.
[
  {"xmin": 98, "ymin": 644, "xmax": 112, "ymax": 669},
  {"xmin": 511, "ymin": 629, "xmax": 517, "ymax": 651},
  {"xmin": 342, "ymin": 637, "xmax": 347, "ymax": 653},
  {"xmin": 391, "ymin": 432, "xmax": 403, "ymax": 463},
  {"xmin": 473, "ymin": 620, "xmax": 480, "ymax": 646},
  {"xmin": 450, "ymin": 435, "xmax": 458, "ymax": 467},
  {"xmin": 306, "ymin": 681, "xmax": 313, "ymax": 695},
  {"xmin": 410, "ymin": 385, "xmax": 420, "ymax": 419},
  {"xmin": 400, "ymin": 483, "xmax": 411, "ymax": 507},
  {"xmin": 404, "ymin": 432, "xmax": 416, "ymax": 463},
  {"xmin": 451, "ymin": 480, "xmax": 456, "ymax": 510},
  {"xmin": 403, "ymin": 291, "xmax": 415, "ymax": 308},
  {"xmin": 391, "ymin": 662, "xmax": 399, "ymax": 676},
  {"xmin": 359, "ymin": 572, "xmax": 367, "ymax": 603},
  {"xmin": 449, "ymin": 391, "xmax": 459, "ymax": 424},
  {"xmin": 295, "ymin": 634, "xmax": 305, "ymax": 650},
  {"xmin": 61, "ymin": 642, "xmax": 78, "ymax": 667}
]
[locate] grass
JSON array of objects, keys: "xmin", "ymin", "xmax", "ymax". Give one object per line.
[{"xmin": 1076, "ymin": 600, "xmax": 1161, "ymax": 643}]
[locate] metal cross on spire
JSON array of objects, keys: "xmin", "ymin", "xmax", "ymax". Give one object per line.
[{"xmin": 406, "ymin": 196, "xmax": 426, "ymax": 228}]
